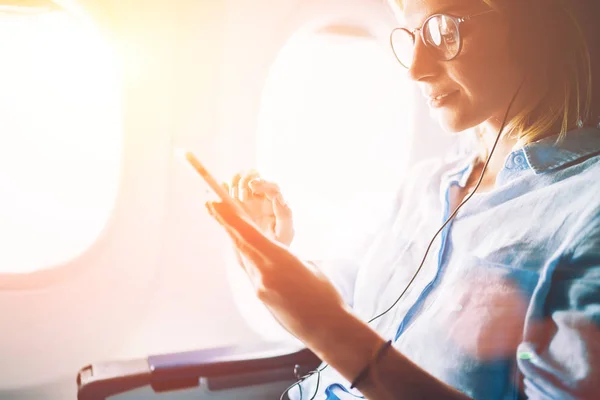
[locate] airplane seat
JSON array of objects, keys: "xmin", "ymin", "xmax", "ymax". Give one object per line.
[{"xmin": 77, "ymin": 341, "xmax": 321, "ymax": 400}]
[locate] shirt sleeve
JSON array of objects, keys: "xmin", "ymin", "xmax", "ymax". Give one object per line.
[
  {"xmin": 308, "ymin": 179, "xmax": 407, "ymax": 309},
  {"xmin": 518, "ymin": 205, "xmax": 600, "ymax": 399},
  {"xmin": 309, "ymin": 157, "xmax": 447, "ymax": 309},
  {"xmin": 308, "ymin": 258, "xmax": 362, "ymax": 308}
]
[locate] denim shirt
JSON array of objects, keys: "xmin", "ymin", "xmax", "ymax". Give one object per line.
[{"xmin": 290, "ymin": 127, "xmax": 600, "ymax": 400}]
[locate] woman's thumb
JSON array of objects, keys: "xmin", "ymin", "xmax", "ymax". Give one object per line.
[
  {"xmin": 272, "ymin": 193, "xmax": 290, "ymax": 217},
  {"xmin": 272, "ymin": 194, "xmax": 294, "ymax": 243}
]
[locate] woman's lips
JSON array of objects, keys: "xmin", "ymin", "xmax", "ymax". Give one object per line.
[{"xmin": 427, "ymin": 90, "xmax": 459, "ymax": 108}]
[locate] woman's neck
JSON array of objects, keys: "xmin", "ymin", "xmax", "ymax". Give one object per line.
[{"xmin": 472, "ymin": 122, "xmax": 522, "ymax": 191}]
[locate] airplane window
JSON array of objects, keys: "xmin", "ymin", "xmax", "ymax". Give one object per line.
[
  {"xmin": 232, "ymin": 30, "xmax": 414, "ymax": 341},
  {"xmin": 0, "ymin": 7, "xmax": 122, "ymax": 274},
  {"xmin": 257, "ymin": 31, "xmax": 414, "ymax": 260}
]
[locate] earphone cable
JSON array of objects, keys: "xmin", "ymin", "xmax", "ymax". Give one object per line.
[{"xmin": 283, "ymin": 79, "xmax": 525, "ymax": 400}]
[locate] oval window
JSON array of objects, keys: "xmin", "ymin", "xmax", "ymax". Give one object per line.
[
  {"xmin": 257, "ymin": 31, "xmax": 413, "ymax": 259},
  {"xmin": 229, "ymin": 28, "xmax": 415, "ymax": 341},
  {"xmin": 0, "ymin": 6, "xmax": 122, "ymax": 274}
]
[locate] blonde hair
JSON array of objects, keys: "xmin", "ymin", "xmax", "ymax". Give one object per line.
[{"xmin": 388, "ymin": 0, "xmax": 599, "ymax": 145}]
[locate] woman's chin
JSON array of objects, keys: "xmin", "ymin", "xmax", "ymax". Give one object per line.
[{"xmin": 431, "ymin": 108, "xmax": 478, "ymax": 134}]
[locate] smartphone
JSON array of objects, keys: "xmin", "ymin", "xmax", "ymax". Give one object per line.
[{"xmin": 178, "ymin": 149, "xmax": 251, "ymax": 218}]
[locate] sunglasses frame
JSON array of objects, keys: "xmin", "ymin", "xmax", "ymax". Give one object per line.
[{"xmin": 390, "ymin": 9, "xmax": 495, "ymax": 68}]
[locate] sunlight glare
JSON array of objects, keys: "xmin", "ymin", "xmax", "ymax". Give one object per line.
[
  {"xmin": 237, "ymin": 31, "xmax": 413, "ymax": 342},
  {"xmin": 257, "ymin": 33, "xmax": 413, "ymax": 259},
  {"xmin": 0, "ymin": 10, "xmax": 123, "ymax": 273}
]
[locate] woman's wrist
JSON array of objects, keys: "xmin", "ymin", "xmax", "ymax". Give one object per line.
[
  {"xmin": 301, "ymin": 307, "xmax": 471, "ymax": 400},
  {"xmin": 303, "ymin": 305, "xmax": 387, "ymax": 384}
]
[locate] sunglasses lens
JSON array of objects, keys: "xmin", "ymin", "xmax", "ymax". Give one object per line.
[
  {"xmin": 390, "ymin": 28, "xmax": 415, "ymax": 68},
  {"xmin": 423, "ymin": 15, "xmax": 460, "ymax": 60}
]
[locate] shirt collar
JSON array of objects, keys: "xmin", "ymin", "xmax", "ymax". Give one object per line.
[
  {"xmin": 522, "ymin": 126, "xmax": 600, "ymax": 174},
  {"xmin": 442, "ymin": 154, "xmax": 478, "ymax": 188},
  {"xmin": 444, "ymin": 127, "xmax": 600, "ymax": 189}
]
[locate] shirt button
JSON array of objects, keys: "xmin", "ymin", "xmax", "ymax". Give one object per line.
[{"xmin": 514, "ymin": 154, "xmax": 525, "ymax": 165}]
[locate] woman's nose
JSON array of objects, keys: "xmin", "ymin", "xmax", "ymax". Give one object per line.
[{"xmin": 407, "ymin": 35, "xmax": 439, "ymax": 82}]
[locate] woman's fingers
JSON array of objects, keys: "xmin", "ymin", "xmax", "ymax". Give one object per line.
[
  {"xmin": 272, "ymin": 195, "xmax": 294, "ymax": 244},
  {"xmin": 248, "ymin": 179, "xmax": 279, "ymax": 196},
  {"xmin": 206, "ymin": 201, "xmax": 264, "ymax": 263},
  {"xmin": 229, "ymin": 172, "xmax": 241, "ymax": 201},
  {"xmin": 248, "ymin": 179, "xmax": 289, "ymax": 212},
  {"xmin": 225, "ymin": 171, "xmax": 295, "ymax": 247},
  {"xmin": 248, "ymin": 180, "xmax": 289, "ymax": 211},
  {"xmin": 238, "ymin": 170, "xmax": 260, "ymax": 202},
  {"xmin": 248, "ymin": 179, "xmax": 293, "ymax": 240},
  {"xmin": 206, "ymin": 201, "xmax": 278, "ymax": 261}
]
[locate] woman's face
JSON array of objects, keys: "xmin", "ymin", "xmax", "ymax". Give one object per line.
[{"xmin": 401, "ymin": 0, "xmax": 524, "ymax": 133}]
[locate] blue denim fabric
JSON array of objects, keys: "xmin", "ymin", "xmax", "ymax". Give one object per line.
[{"xmin": 289, "ymin": 127, "xmax": 600, "ymax": 400}]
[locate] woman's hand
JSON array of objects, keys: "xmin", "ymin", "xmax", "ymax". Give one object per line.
[
  {"xmin": 206, "ymin": 200, "xmax": 347, "ymax": 345},
  {"xmin": 205, "ymin": 201, "xmax": 470, "ymax": 400},
  {"xmin": 226, "ymin": 170, "xmax": 294, "ymax": 246}
]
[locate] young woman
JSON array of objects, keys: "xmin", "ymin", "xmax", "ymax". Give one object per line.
[{"xmin": 206, "ymin": 0, "xmax": 600, "ymax": 398}]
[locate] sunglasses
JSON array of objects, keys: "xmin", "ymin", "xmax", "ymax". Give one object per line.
[{"xmin": 390, "ymin": 9, "xmax": 496, "ymax": 68}]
